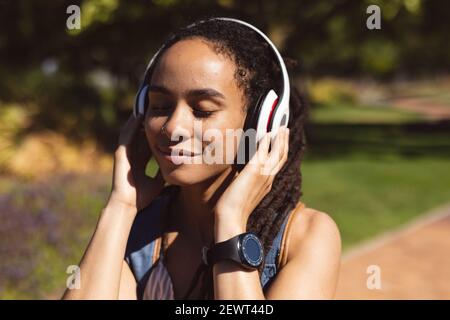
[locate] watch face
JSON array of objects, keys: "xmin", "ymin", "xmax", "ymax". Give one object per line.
[{"xmin": 241, "ymin": 233, "xmax": 263, "ymax": 267}]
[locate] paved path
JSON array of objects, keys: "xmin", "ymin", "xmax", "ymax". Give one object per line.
[
  {"xmin": 391, "ymin": 97, "xmax": 450, "ymax": 120},
  {"xmin": 335, "ymin": 203, "xmax": 450, "ymax": 299}
]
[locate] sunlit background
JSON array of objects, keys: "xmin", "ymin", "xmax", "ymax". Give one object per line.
[{"xmin": 1, "ymin": 0, "xmax": 449, "ymax": 299}]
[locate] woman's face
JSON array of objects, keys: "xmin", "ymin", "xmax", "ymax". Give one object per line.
[{"xmin": 144, "ymin": 38, "xmax": 247, "ymax": 186}]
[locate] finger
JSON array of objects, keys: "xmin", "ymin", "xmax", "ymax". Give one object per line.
[
  {"xmin": 113, "ymin": 145, "xmax": 130, "ymax": 177},
  {"xmin": 249, "ymin": 131, "xmax": 272, "ymax": 166},
  {"xmin": 265, "ymin": 128, "xmax": 285, "ymax": 171},
  {"xmin": 126, "ymin": 119, "xmax": 149, "ymax": 182},
  {"xmin": 133, "ymin": 131, "xmax": 151, "ymax": 169},
  {"xmin": 270, "ymin": 128, "xmax": 289, "ymax": 176},
  {"xmin": 135, "ymin": 129, "xmax": 151, "ymax": 156},
  {"xmin": 118, "ymin": 114, "xmax": 143, "ymax": 146},
  {"xmin": 258, "ymin": 131, "xmax": 273, "ymax": 155}
]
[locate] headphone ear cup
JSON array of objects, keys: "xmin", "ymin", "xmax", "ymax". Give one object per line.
[
  {"xmin": 134, "ymin": 84, "xmax": 149, "ymax": 117},
  {"xmin": 267, "ymin": 92, "xmax": 290, "ymax": 134},
  {"xmin": 234, "ymin": 93, "xmax": 265, "ymax": 171},
  {"xmin": 245, "ymin": 93, "xmax": 266, "ymax": 131},
  {"xmin": 255, "ymin": 89, "xmax": 279, "ymax": 143}
]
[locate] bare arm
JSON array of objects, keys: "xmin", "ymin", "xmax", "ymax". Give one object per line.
[
  {"xmin": 62, "ymin": 200, "xmax": 137, "ymax": 299},
  {"xmin": 118, "ymin": 260, "xmax": 138, "ymax": 299},
  {"xmin": 213, "ymin": 208, "xmax": 341, "ymax": 300},
  {"xmin": 62, "ymin": 114, "xmax": 165, "ymax": 300}
]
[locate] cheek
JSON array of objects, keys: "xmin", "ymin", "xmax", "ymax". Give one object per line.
[
  {"xmin": 202, "ymin": 115, "xmax": 245, "ymax": 161},
  {"xmin": 144, "ymin": 117, "xmax": 163, "ymax": 148}
]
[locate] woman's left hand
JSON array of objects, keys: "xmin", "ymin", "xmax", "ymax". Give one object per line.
[{"xmin": 214, "ymin": 127, "xmax": 290, "ymax": 242}]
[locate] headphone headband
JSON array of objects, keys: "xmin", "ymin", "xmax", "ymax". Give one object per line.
[
  {"xmin": 210, "ymin": 18, "xmax": 290, "ymax": 119},
  {"xmin": 134, "ymin": 17, "xmax": 291, "ymax": 122}
]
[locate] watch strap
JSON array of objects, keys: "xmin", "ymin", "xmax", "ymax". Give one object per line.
[{"xmin": 206, "ymin": 234, "xmax": 242, "ymax": 266}]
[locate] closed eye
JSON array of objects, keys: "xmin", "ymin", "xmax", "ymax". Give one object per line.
[{"xmin": 193, "ymin": 109, "xmax": 214, "ymax": 118}]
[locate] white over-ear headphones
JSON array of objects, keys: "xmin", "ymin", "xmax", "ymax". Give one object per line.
[{"xmin": 134, "ymin": 17, "xmax": 290, "ymax": 162}]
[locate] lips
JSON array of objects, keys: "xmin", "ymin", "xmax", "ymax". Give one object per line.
[
  {"xmin": 156, "ymin": 145, "xmax": 202, "ymax": 158},
  {"xmin": 156, "ymin": 145, "xmax": 201, "ymax": 164}
]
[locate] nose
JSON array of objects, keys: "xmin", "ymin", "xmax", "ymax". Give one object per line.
[{"xmin": 160, "ymin": 101, "xmax": 196, "ymax": 144}]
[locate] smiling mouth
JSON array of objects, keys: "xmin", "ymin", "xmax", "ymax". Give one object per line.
[{"xmin": 156, "ymin": 146, "xmax": 202, "ymax": 158}]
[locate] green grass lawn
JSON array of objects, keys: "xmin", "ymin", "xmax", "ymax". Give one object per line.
[
  {"xmin": 310, "ymin": 102, "xmax": 424, "ymax": 124},
  {"xmin": 301, "ymin": 156, "xmax": 450, "ymax": 251}
]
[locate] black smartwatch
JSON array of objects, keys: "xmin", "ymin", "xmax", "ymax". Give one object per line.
[{"xmin": 204, "ymin": 232, "xmax": 264, "ymax": 269}]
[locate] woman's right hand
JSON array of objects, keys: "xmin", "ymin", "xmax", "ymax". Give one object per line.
[{"xmin": 108, "ymin": 114, "xmax": 166, "ymax": 213}]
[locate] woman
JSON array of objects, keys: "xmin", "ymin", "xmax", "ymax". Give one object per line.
[{"xmin": 62, "ymin": 17, "xmax": 341, "ymax": 300}]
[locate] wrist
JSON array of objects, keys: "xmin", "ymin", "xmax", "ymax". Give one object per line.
[
  {"xmin": 105, "ymin": 191, "xmax": 137, "ymax": 212},
  {"xmin": 214, "ymin": 214, "xmax": 247, "ymax": 243},
  {"xmin": 95, "ymin": 198, "xmax": 138, "ymax": 239},
  {"xmin": 104, "ymin": 196, "xmax": 138, "ymax": 217}
]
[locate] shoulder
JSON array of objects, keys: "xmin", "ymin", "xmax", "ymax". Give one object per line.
[
  {"xmin": 285, "ymin": 203, "xmax": 341, "ymax": 264},
  {"xmin": 266, "ymin": 203, "xmax": 342, "ymax": 299}
]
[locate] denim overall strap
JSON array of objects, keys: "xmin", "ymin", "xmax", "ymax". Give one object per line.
[
  {"xmin": 124, "ymin": 185, "xmax": 176, "ymax": 299},
  {"xmin": 260, "ymin": 214, "xmax": 290, "ymax": 289},
  {"xmin": 260, "ymin": 201, "xmax": 305, "ymax": 290}
]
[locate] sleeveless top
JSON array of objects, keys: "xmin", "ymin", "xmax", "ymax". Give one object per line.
[
  {"xmin": 124, "ymin": 185, "xmax": 305, "ymax": 300},
  {"xmin": 142, "ymin": 254, "xmax": 174, "ymax": 299}
]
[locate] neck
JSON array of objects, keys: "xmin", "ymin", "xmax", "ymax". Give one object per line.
[{"xmin": 171, "ymin": 166, "xmax": 237, "ymax": 248}]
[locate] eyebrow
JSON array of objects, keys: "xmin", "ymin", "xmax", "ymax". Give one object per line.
[{"xmin": 149, "ymin": 85, "xmax": 226, "ymax": 100}]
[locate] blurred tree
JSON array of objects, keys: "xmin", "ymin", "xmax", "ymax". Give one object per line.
[{"xmin": 0, "ymin": 0, "xmax": 448, "ymax": 150}]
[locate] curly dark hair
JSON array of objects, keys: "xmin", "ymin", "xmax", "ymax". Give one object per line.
[{"xmin": 153, "ymin": 16, "xmax": 310, "ymax": 299}]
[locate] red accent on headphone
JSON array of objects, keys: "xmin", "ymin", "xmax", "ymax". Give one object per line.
[{"xmin": 266, "ymin": 98, "xmax": 279, "ymax": 131}]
